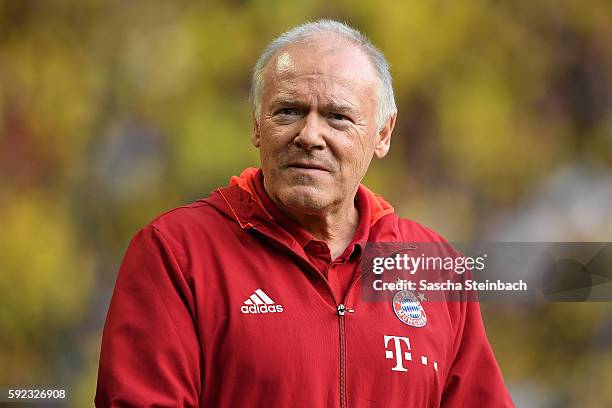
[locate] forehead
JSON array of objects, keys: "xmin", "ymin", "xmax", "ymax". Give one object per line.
[{"xmin": 262, "ymin": 36, "xmax": 379, "ymax": 104}]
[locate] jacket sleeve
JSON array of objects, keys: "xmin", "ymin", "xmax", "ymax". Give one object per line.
[
  {"xmin": 95, "ymin": 226, "xmax": 201, "ymax": 407},
  {"xmin": 440, "ymin": 299, "xmax": 515, "ymax": 407}
]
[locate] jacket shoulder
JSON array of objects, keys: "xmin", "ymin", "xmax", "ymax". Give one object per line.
[
  {"xmin": 147, "ymin": 193, "xmax": 238, "ymax": 236},
  {"xmin": 135, "ymin": 199, "xmax": 224, "ymax": 253},
  {"xmin": 149, "ymin": 200, "xmax": 213, "ymax": 231}
]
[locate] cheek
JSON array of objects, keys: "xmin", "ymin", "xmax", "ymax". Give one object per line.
[
  {"xmin": 335, "ymin": 130, "xmax": 374, "ymax": 175},
  {"xmin": 260, "ymin": 123, "xmax": 293, "ymax": 152},
  {"xmin": 258, "ymin": 125, "xmax": 294, "ymax": 176}
]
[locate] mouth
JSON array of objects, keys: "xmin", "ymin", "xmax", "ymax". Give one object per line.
[{"xmin": 286, "ymin": 162, "xmax": 330, "ymax": 172}]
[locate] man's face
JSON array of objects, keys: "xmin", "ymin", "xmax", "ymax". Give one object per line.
[{"xmin": 252, "ymin": 36, "xmax": 394, "ymax": 215}]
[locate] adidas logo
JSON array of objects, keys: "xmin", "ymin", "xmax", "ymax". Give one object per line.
[{"xmin": 241, "ymin": 289, "xmax": 284, "ymax": 314}]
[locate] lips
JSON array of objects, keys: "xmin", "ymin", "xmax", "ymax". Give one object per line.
[{"xmin": 286, "ymin": 162, "xmax": 329, "ymax": 172}]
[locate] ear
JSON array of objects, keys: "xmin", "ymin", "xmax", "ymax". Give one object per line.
[
  {"xmin": 373, "ymin": 113, "xmax": 396, "ymax": 159},
  {"xmin": 251, "ymin": 111, "xmax": 260, "ymax": 148}
]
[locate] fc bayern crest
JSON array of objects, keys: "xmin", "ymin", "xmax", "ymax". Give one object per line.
[{"xmin": 392, "ymin": 290, "xmax": 427, "ymax": 328}]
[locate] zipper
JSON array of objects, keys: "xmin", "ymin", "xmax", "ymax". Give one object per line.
[
  {"xmin": 337, "ymin": 304, "xmax": 353, "ymax": 408},
  {"xmin": 335, "ymin": 267, "xmax": 370, "ymax": 408}
]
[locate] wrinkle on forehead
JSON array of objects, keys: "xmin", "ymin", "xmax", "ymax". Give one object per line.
[
  {"xmin": 270, "ymin": 77, "xmax": 369, "ymax": 107},
  {"xmin": 270, "ymin": 86, "xmax": 361, "ymax": 110}
]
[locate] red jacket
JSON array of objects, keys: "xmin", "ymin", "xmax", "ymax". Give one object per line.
[{"xmin": 96, "ymin": 168, "xmax": 514, "ymax": 407}]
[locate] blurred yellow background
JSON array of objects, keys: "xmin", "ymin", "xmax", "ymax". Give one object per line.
[{"xmin": 1, "ymin": 1, "xmax": 611, "ymax": 406}]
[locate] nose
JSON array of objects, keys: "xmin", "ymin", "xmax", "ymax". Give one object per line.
[{"xmin": 293, "ymin": 111, "xmax": 326, "ymax": 150}]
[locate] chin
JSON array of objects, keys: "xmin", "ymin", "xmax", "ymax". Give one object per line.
[{"xmin": 277, "ymin": 184, "xmax": 332, "ymax": 214}]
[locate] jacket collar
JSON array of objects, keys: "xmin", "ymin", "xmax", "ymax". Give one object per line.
[{"xmin": 205, "ymin": 167, "xmax": 397, "ymax": 252}]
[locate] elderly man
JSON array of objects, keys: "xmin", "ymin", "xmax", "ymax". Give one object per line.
[{"xmin": 96, "ymin": 20, "xmax": 514, "ymax": 407}]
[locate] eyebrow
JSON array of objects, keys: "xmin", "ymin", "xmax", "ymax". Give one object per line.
[
  {"xmin": 270, "ymin": 97, "xmax": 357, "ymax": 114},
  {"xmin": 321, "ymin": 102, "xmax": 356, "ymax": 114},
  {"xmin": 269, "ymin": 97, "xmax": 304, "ymax": 108}
]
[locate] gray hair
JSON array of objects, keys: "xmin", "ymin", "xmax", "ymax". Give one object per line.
[{"xmin": 250, "ymin": 19, "xmax": 397, "ymax": 132}]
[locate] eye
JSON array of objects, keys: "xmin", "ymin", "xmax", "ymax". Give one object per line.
[
  {"xmin": 276, "ymin": 107, "xmax": 301, "ymax": 116},
  {"xmin": 328, "ymin": 112, "xmax": 348, "ymax": 121}
]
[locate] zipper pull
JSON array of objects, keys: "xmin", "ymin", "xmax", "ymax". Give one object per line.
[{"xmin": 337, "ymin": 304, "xmax": 354, "ymax": 316}]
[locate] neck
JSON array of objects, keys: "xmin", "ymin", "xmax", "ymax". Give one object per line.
[
  {"xmin": 270, "ymin": 190, "xmax": 360, "ymax": 260},
  {"xmin": 295, "ymin": 200, "xmax": 359, "ymax": 259}
]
